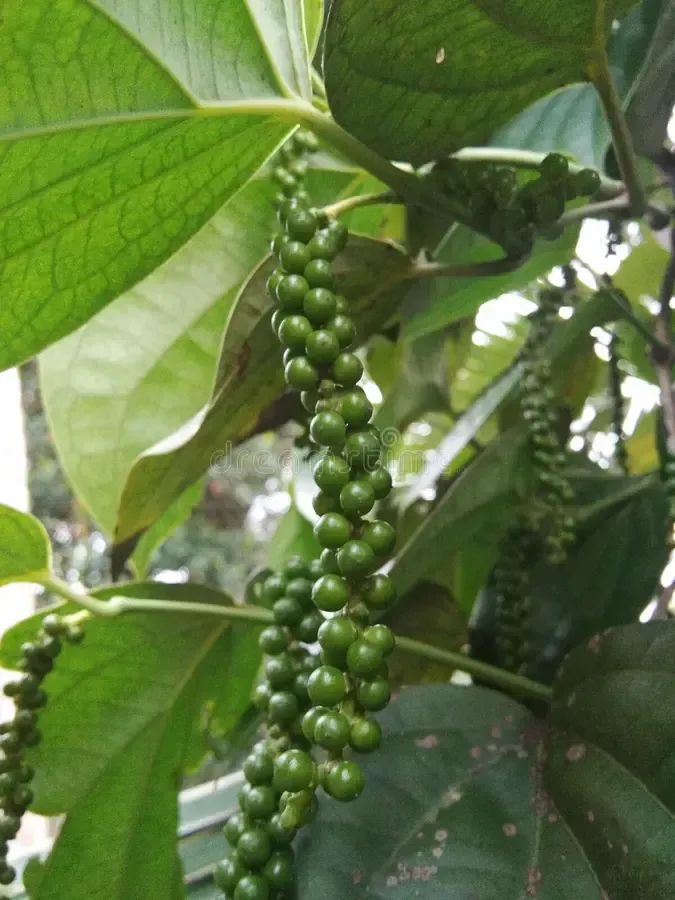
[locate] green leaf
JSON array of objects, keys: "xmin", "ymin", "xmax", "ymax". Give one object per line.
[
  {"xmin": 304, "ymin": 0, "xmax": 325, "ymax": 55},
  {"xmin": 492, "ymin": 0, "xmax": 665, "ymax": 166},
  {"xmin": 114, "ymin": 235, "xmax": 412, "ymax": 552},
  {"xmin": 401, "ymin": 225, "xmax": 580, "ymax": 342},
  {"xmin": 545, "ymin": 622, "xmax": 675, "ymax": 900},
  {"xmin": 614, "ymin": 226, "xmax": 670, "ymax": 304},
  {"xmin": 625, "ymin": 0, "xmax": 675, "ymax": 155},
  {"xmin": 0, "ymin": 0, "xmax": 315, "ymax": 370},
  {"xmin": 390, "ymin": 427, "xmax": 531, "ymax": 600},
  {"xmin": 0, "ymin": 581, "xmax": 261, "ymax": 900},
  {"xmin": 470, "ymin": 472, "xmax": 668, "ymax": 683},
  {"xmin": 296, "ymin": 623, "xmax": 675, "ymax": 899},
  {"xmin": 323, "ymin": 0, "xmax": 637, "ymax": 164},
  {"xmin": 267, "ymin": 505, "xmax": 322, "ymax": 570},
  {"xmin": 384, "ymin": 582, "xmax": 466, "ymax": 687},
  {"xmin": 0, "ymin": 504, "xmax": 51, "ymax": 587},
  {"xmin": 40, "ymin": 168, "xmax": 362, "ymax": 536}
]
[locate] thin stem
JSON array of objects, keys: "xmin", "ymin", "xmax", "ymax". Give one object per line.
[
  {"xmin": 311, "ymin": 69, "xmax": 326, "ymax": 99},
  {"xmin": 654, "ymin": 223, "xmax": 675, "ymax": 454},
  {"xmin": 600, "ymin": 280, "xmax": 669, "ymax": 356},
  {"xmin": 559, "ymin": 195, "xmax": 630, "ymax": 227},
  {"xmin": 394, "ymin": 637, "xmax": 552, "ymax": 701},
  {"xmin": 323, "ymin": 190, "xmax": 397, "ymax": 219},
  {"xmin": 591, "ymin": 54, "xmax": 646, "ymax": 216},
  {"xmin": 409, "ymin": 251, "xmax": 529, "ymax": 280},
  {"xmin": 452, "ymin": 147, "xmax": 624, "ymax": 198},
  {"xmin": 40, "ymin": 578, "xmax": 551, "ymax": 702}
]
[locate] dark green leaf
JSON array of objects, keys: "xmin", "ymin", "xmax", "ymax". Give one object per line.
[
  {"xmin": 614, "ymin": 226, "xmax": 670, "ymax": 304},
  {"xmin": 401, "ymin": 225, "xmax": 580, "ymax": 342},
  {"xmin": 0, "ymin": 582, "xmax": 261, "ymax": 900},
  {"xmin": 323, "ymin": 0, "xmax": 636, "ymax": 164},
  {"xmin": 545, "ymin": 622, "xmax": 675, "ymax": 900},
  {"xmin": 384, "ymin": 582, "xmax": 466, "ymax": 687},
  {"xmin": 0, "ymin": 504, "xmax": 51, "ymax": 587},
  {"xmin": 470, "ymin": 472, "xmax": 669, "ymax": 683},
  {"xmin": 114, "ymin": 236, "xmax": 411, "ymax": 552},
  {"xmin": 0, "ymin": 0, "xmax": 317, "ymax": 370}
]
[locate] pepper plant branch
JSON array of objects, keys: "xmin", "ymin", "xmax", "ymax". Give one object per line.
[
  {"xmin": 654, "ymin": 223, "xmax": 675, "ymax": 454},
  {"xmin": 599, "ymin": 280, "xmax": 670, "ymax": 357},
  {"xmin": 38, "ymin": 576, "xmax": 551, "ymax": 702},
  {"xmin": 322, "ymin": 190, "xmax": 397, "ymax": 218},
  {"xmin": 408, "ymin": 251, "xmax": 529, "ymax": 280}
]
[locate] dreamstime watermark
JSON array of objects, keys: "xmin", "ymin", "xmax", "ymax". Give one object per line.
[{"xmin": 209, "ymin": 427, "xmax": 468, "ymax": 479}]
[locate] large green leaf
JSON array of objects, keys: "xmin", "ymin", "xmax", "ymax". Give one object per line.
[
  {"xmin": 492, "ymin": 0, "xmax": 667, "ymax": 166},
  {"xmin": 470, "ymin": 472, "xmax": 668, "ymax": 682},
  {"xmin": 323, "ymin": 0, "xmax": 637, "ymax": 165},
  {"xmin": 401, "ymin": 225, "xmax": 580, "ymax": 342},
  {"xmin": 296, "ymin": 622, "xmax": 675, "ymax": 899},
  {"xmin": 113, "ymin": 235, "xmax": 412, "ymax": 553},
  {"xmin": 0, "ymin": 504, "xmax": 51, "ymax": 587},
  {"xmin": 0, "ymin": 0, "xmax": 314, "ymax": 370},
  {"xmin": 267, "ymin": 505, "xmax": 322, "ymax": 570},
  {"xmin": 0, "ymin": 581, "xmax": 261, "ymax": 900}
]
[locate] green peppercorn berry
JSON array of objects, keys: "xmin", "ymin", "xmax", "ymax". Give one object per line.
[
  {"xmin": 318, "ymin": 616, "xmax": 358, "ymax": 657},
  {"xmin": 340, "ymin": 390, "xmax": 373, "ymax": 427},
  {"xmin": 314, "ymin": 710, "xmax": 351, "ymax": 752},
  {"xmin": 0, "ymin": 734, "xmax": 21, "ymax": 756},
  {"xmin": 310, "ymin": 410, "xmax": 346, "ymax": 448},
  {"xmin": 283, "ymin": 346, "xmax": 303, "ymax": 366},
  {"xmin": 301, "ymin": 390, "xmax": 319, "ymax": 413},
  {"xmin": 327, "ymin": 314, "xmax": 356, "ymax": 349},
  {"xmin": 307, "ymin": 665, "xmax": 347, "ymax": 706},
  {"xmin": 313, "ymin": 491, "xmax": 341, "ymax": 517},
  {"xmin": 285, "ymin": 356, "xmax": 319, "ymax": 391},
  {"xmin": 286, "ymin": 208, "xmax": 317, "ymax": 242},
  {"xmin": 277, "ymin": 274, "xmax": 310, "ymax": 312},
  {"xmin": 0, "ymin": 815, "xmax": 19, "ymax": 841},
  {"xmin": 20, "ymin": 689, "xmax": 48, "ymax": 709},
  {"xmin": 224, "ymin": 811, "xmax": 250, "ymax": 846},
  {"xmin": 0, "ymin": 867, "xmax": 16, "ymax": 888},
  {"xmin": 332, "ymin": 352, "xmax": 363, "ymax": 387},
  {"xmin": 573, "ymin": 168, "xmax": 601, "ymax": 196},
  {"xmin": 333, "ymin": 295, "xmax": 348, "ymax": 315},
  {"xmin": 359, "ymin": 465, "xmax": 392, "ymax": 499},
  {"xmin": 345, "ymin": 430, "xmax": 381, "ymax": 470},
  {"xmin": 273, "ymin": 166, "xmax": 296, "ymax": 193},
  {"xmin": 261, "ymin": 574, "xmax": 287, "ymax": 605},
  {"xmin": 350, "ymin": 717, "xmax": 382, "ymax": 753},
  {"xmin": 301, "ymin": 705, "xmax": 329, "ymax": 742},
  {"xmin": 214, "ymin": 854, "xmax": 248, "ymax": 892},
  {"xmin": 295, "ymin": 610, "xmax": 324, "ymax": 643},
  {"xmin": 314, "ymin": 512, "xmax": 351, "ymax": 549},
  {"xmin": 307, "ymin": 230, "xmax": 340, "ymax": 261},
  {"xmin": 252, "ymin": 682, "xmax": 272, "ymax": 710},
  {"xmin": 270, "ymin": 308, "xmax": 286, "ymax": 336},
  {"xmin": 267, "ymin": 691, "xmax": 299, "ymax": 723},
  {"xmin": 540, "ymin": 153, "xmax": 569, "ymax": 182},
  {"xmin": 339, "ymin": 481, "xmax": 375, "ymax": 520},
  {"xmin": 319, "ymin": 548, "xmax": 339, "ymax": 575},
  {"xmin": 293, "ymin": 671, "xmax": 310, "ymax": 701},
  {"xmin": 313, "ymin": 454, "xmax": 350, "ymax": 495},
  {"xmin": 273, "ymin": 597, "xmax": 303, "ymax": 627},
  {"xmin": 0, "ymin": 773, "xmax": 17, "ymax": 793},
  {"xmin": 273, "ymin": 748, "xmax": 317, "ymax": 792},
  {"xmin": 363, "ymin": 624, "xmax": 395, "ymax": 656},
  {"xmin": 337, "ymin": 540, "xmax": 376, "ymax": 579},
  {"xmin": 267, "ymin": 269, "xmax": 285, "ymax": 300},
  {"xmin": 237, "ymin": 826, "xmax": 272, "ymax": 868},
  {"xmin": 264, "ymin": 655, "xmax": 295, "ymax": 689},
  {"xmin": 357, "ymin": 676, "xmax": 390, "ymax": 711},
  {"xmin": 312, "ymin": 573, "xmax": 349, "ymax": 612},
  {"xmin": 258, "ymin": 625, "xmax": 289, "ymax": 656},
  {"xmin": 235, "ymin": 873, "xmax": 270, "ymax": 900},
  {"xmin": 362, "ymin": 520, "xmax": 396, "ymax": 556},
  {"xmin": 309, "ymin": 558, "xmax": 324, "ymax": 580},
  {"xmin": 363, "ymin": 573, "xmax": 395, "ymax": 609},
  {"xmin": 263, "ymin": 849, "xmax": 295, "ymax": 889},
  {"xmin": 288, "ymin": 156, "xmax": 308, "ymax": 179},
  {"xmin": 304, "ymin": 258, "xmax": 335, "ymax": 290},
  {"xmin": 243, "ymin": 785, "xmax": 278, "ymax": 821},
  {"xmin": 326, "ymin": 220, "xmax": 348, "ymax": 251},
  {"xmin": 278, "ymin": 314, "xmax": 313, "ymax": 351},
  {"xmin": 346, "ymin": 638, "xmax": 383, "ymax": 677},
  {"xmin": 303, "ymin": 288, "xmax": 336, "ymax": 325},
  {"xmin": 21, "ymin": 729, "xmax": 39, "ymax": 749},
  {"xmin": 278, "ymin": 194, "xmax": 307, "ymax": 225},
  {"xmin": 324, "ymin": 760, "xmax": 365, "ymax": 802},
  {"xmin": 280, "ymin": 241, "xmax": 312, "ymax": 274},
  {"xmin": 286, "ymin": 577, "xmax": 313, "ymax": 607},
  {"xmin": 267, "ymin": 813, "xmax": 297, "ymax": 847},
  {"xmin": 13, "ymin": 709, "xmax": 37, "ymax": 732},
  {"xmin": 306, "ymin": 329, "xmax": 340, "ymax": 365}
]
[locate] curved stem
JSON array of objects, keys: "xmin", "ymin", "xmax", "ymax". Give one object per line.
[
  {"xmin": 39, "ymin": 576, "xmax": 551, "ymax": 702},
  {"xmin": 452, "ymin": 147, "xmax": 624, "ymax": 198},
  {"xmin": 323, "ymin": 190, "xmax": 397, "ymax": 218},
  {"xmin": 409, "ymin": 251, "xmax": 529, "ymax": 280},
  {"xmin": 394, "ymin": 637, "xmax": 552, "ymax": 701}
]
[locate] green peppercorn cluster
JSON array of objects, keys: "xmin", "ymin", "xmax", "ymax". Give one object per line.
[
  {"xmin": 0, "ymin": 615, "xmax": 84, "ymax": 885},
  {"xmin": 608, "ymin": 334, "xmax": 628, "ymax": 474},
  {"xmin": 492, "ymin": 517, "xmax": 539, "ymax": 673},
  {"xmin": 434, "ymin": 152, "xmax": 601, "ymax": 256},
  {"xmin": 214, "ymin": 129, "xmax": 399, "ymax": 900}
]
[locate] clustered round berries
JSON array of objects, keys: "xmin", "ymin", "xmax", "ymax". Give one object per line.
[
  {"xmin": 433, "ymin": 152, "xmax": 602, "ymax": 257},
  {"xmin": 0, "ymin": 615, "xmax": 84, "ymax": 885},
  {"xmin": 215, "ymin": 129, "xmax": 398, "ymax": 899},
  {"xmin": 608, "ymin": 333, "xmax": 628, "ymax": 475}
]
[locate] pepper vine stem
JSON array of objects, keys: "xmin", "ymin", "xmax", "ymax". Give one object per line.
[
  {"xmin": 39, "ymin": 575, "xmax": 552, "ymax": 702},
  {"xmin": 653, "ymin": 221, "xmax": 675, "ymax": 455},
  {"xmin": 322, "ymin": 190, "xmax": 397, "ymax": 218}
]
